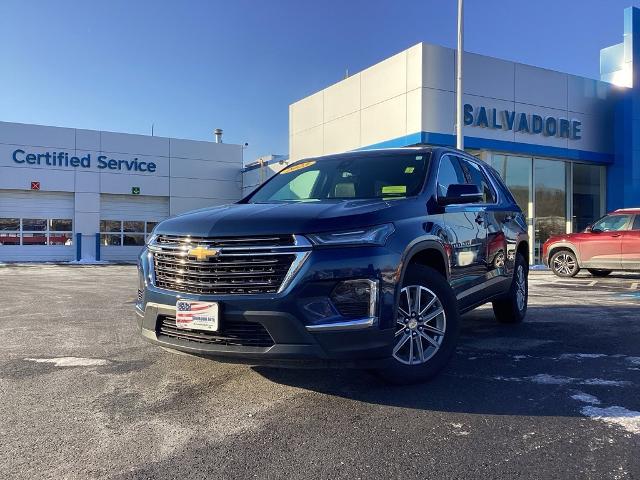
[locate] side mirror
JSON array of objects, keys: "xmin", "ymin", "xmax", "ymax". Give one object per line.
[
  {"xmin": 439, "ymin": 184, "xmax": 483, "ymax": 205},
  {"xmin": 591, "ymin": 227, "xmax": 602, "ymax": 234}
]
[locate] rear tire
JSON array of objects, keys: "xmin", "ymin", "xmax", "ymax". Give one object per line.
[
  {"xmin": 375, "ymin": 264, "xmax": 460, "ymax": 385},
  {"xmin": 492, "ymin": 252, "xmax": 528, "ymax": 324},
  {"xmin": 550, "ymin": 250, "xmax": 580, "ymax": 277},
  {"xmin": 587, "ymin": 269, "xmax": 612, "ymax": 277}
]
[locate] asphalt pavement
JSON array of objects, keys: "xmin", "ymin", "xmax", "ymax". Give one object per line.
[{"xmin": 0, "ymin": 265, "xmax": 638, "ymax": 479}]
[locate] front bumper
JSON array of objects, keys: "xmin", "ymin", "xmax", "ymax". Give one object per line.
[{"xmin": 136, "ymin": 244, "xmax": 400, "ymax": 366}]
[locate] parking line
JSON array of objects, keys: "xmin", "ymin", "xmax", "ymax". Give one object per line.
[
  {"xmin": 631, "ymin": 282, "xmax": 639, "ymax": 290},
  {"xmin": 587, "ymin": 280, "xmax": 597, "ymax": 287}
]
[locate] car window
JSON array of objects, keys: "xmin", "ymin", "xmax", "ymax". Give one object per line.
[
  {"xmin": 591, "ymin": 214, "xmax": 632, "ymax": 232},
  {"xmin": 436, "ymin": 155, "xmax": 465, "ymax": 198},
  {"xmin": 459, "ymin": 158, "xmax": 496, "ymax": 203},
  {"xmin": 633, "ymin": 215, "xmax": 640, "ymax": 231},
  {"xmin": 270, "ymin": 169, "xmax": 321, "ymax": 201}
]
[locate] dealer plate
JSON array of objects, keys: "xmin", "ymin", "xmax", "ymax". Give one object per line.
[{"xmin": 175, "ymin": 300, "xmax": 219, "ymax": 332}]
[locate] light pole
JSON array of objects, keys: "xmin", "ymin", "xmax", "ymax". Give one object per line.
[{"xmin": 456, "ymin": 0, "xmax": 464, "ymax": 150}]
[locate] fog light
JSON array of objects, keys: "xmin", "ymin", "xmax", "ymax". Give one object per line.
[{"xmin": 330, "ymin": 279, "xmax": 378, "ymax": 319}]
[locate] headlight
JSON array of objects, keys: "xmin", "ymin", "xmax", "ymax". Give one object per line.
[{"xmin": 307, "ymin": 224, "xmax": 395, "ymax": 247}]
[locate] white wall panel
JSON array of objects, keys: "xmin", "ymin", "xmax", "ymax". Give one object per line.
[
  {"xmin": 0, "ymin": 121, "xmax": 75, "ymax": 149},
  {"xmin": 515, "ymin": 64, "xmax": 568, "ymax": 109},
  {"xmin": 406, "ymin": 88, "xmax": 422, "ymax": 135},
  {"xmin": 289, "ymin": 126, "xmax": 323, "ymax": 161},
  {"xmin": 75, "ymin": 129, "xmax": 100, "ymax": 150},
  {"xmin": 290, "ymin": 91, "xmax": 324, "ymax": 134},
  {"xmin": 100, "ymin": 131, "xmax": 170, "ymax": 156},
  {"xmin": 422, "ymin": 43, "xmax": 454, "ymax": 91},
  {"xmin": 170, "ymin": 138, "xmax": 242, "ymax": 162},
  {"xmin": 361, "ymin": 95, "xmax": 407, "ymax": 147},
  {"xmin": 0, "ymin": 165, "xmax": 75, "ymax": 192},
  {"xmin": 406, "ymin": 44, "xmax": 423, "ymax": 91},
  {"xmin": 422, "ymin": 88, "xmax": 455, "ymax": 135},
  {"xmin": 323, "ymin": 74, "xmax": 361, "ymax": 122},
  {"xmin": 170, "ymin": 177, "xmax": 241, "ymax": 201},
  {"xmin": 460, "ymin": 52, "xmax": 515, "ymax": 101},
  {"xmin": 361, "ymin": 50, "xmax": 406, "ymax": 108},
  {"xmin": 170, "ymin": 157, "xmax": 241, "ymax": 182},
  {"xmin": 100, "ymin": 172, "xmax": 169, "ymax": 196},
  {"xmin": 74, "ymin": 171, "xmax": 100, "ymax": 193},
  {"xmin": 323, "ymin": 112, "xmax": 361, "ymax": 155},
  {"xmin": 568, "ymin": 75, "xmax": 615, "ymax": 115}
]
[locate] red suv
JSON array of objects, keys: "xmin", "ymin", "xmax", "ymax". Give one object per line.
[{"xmin": 543, "ymin": 208, "xmax": 640, "ymax": 277}]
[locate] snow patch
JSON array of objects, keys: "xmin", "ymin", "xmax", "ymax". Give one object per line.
[
  {"xmin": 494, "ymin": 374, "xmax": 628, "ymax": 387},
  {"xmin": 25, "ymin": 357, "xmax": 110, "ymax": 367},
  {"xmin": 570, "ymin": 392, "xmax": 601, "ymax": 405},
  {"xmin": 581, "ymin": 378, "xmax": 628, "ymax": 387},
  {"xmin": 558, "ymin": 353, "xmax": 607, "ymax": 360},
  {"xmin": 67, "ymin": 259, "xmax": 110, "ymax": 265},
  {"xmin": 626, "ymin": 357, "xmax": 640, "ymax": 366},
  {"xmin": 581, "ymin": 406, "xmax": 640, "ymax": 435}
]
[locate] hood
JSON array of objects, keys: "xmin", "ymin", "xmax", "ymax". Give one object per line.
[{"xmin": 155, "ymin": 199, "xmax": 418, "ymax": 237}]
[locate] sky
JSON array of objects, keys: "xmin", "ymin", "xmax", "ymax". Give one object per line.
[{"xmin": 1, "ymin": 0, "xmax": 639, "ymax": 163}]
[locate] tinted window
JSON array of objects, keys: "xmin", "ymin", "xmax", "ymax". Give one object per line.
[
  {"xmin": 249, "ymin": 153, "xmax": 430, "ymax": 203},
  {"xmin": 633, "ymin": 215, "xmax": 640, "ymax": 231},
  {"xmin": 592, "ymin": 214, "xmax": 632, "ymax": 232},
  {"xmin": 437, "ymin": 155, "xmax": 465, "ymax": 198},
  {"xmin": 459, "ymin": 159, "xmax": 496, "ymax": 203}
]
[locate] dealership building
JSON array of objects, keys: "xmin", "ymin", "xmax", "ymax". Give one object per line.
[
  {"xmin": 288, "ymin": 6, "xmax": 640, "ymax": 264},
  {"xmin": 0, "ymin": 121, "xmax": 242, "ymax": 262},
  {"xmin": 3, "ymin": 6, "xmax": 640, "ymax": 264}
]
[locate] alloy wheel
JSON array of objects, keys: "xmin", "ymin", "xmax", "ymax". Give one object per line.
[
  {"xmin": 393, "ymin": 285, "xmax": 446, "ymax": 365},
  {"xmin": 552, "ymin": 252, "xmax": 577, "ymax": 276}
]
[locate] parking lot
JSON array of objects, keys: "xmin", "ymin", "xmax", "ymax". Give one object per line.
[{"xmin": 0, "ymin": 265, "xmax": 639, "ymax": 479}]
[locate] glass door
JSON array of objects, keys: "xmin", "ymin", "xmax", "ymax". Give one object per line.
[
  {"xmin": 490, "ymin": 154, "xmax": 533, "ymax": 262},
  {"xmin": 534, "ymin": 158, "xmax": 567, "ymax": 263}
]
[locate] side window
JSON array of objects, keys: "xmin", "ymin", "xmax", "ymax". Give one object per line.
[
  {"xmin": 459, "ymin": 158, "xmax": 496, "ymax": 203},
  {"xmin": 437, "ymin": 155, "xmax": 465, "ymax": 198},
  {"xmin": 592, "ymin": 214, "xmax": 632, "ymax": 232},
  {"xmin": 632, "ymin": 215, "xmax": 640, "ymax": 231}
]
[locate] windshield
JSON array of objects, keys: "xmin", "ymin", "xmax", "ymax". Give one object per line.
[{"xmin": 247, "ymin": 152, "xmax": 430, "ymax": 203}]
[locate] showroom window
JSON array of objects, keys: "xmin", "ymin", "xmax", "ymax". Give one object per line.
[
  {"xmin": 100, "ymin": 220, "xmax": 158, "ymax": 246},
  {"xmin": 0, "ymin": 218, "xmax": 73, "ymax": 246}
]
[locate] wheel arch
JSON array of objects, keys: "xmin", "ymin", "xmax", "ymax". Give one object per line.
[
  {"xmin": 399, "ymin": 240, "xmax": 449, "ymax": 287},
  {"xmin": 547, "ymin": 242, "xmax": 581, "ymax": 266}
]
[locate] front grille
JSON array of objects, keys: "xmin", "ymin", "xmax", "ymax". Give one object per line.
[
  {"xmin": 157, "ymin": 315, "xmax": 274, "ymax": 348},
  {"xmin": 151, "ymin": 235, "xmax": 302, "ymax": 295}
]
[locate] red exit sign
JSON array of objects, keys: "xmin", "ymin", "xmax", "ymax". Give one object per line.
[{"xmin": 31, "ymin": 181, "xmax": 40, "ymax": 190}]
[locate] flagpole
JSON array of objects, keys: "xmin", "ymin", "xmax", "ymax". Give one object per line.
[{"xmin": 456, "ymin": 0, "xmax": 464, "ymax": 150}]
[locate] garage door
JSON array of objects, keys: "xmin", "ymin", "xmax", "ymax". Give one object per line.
[
  {"xmin": 0, "ymin": 189, "xmax": 75, "ymax": 262},
  {"xmin": 99, "ymin": 194, "xmax": 169, "ymax": 262}
]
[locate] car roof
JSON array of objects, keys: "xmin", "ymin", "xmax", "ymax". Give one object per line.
[{"xmin": 613, "ymin": 208, "xmax": 640, "ymax": 214}]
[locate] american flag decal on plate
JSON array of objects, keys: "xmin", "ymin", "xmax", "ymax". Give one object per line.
[{"xmin": 175, "ymin": 300, "xmax": 219, "ymax": 331}]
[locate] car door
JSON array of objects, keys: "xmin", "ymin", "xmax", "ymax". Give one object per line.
[
  {"xmin": 436, "ymin": 154, "xmax": 488, "ymax": 309},
  {"xmin": 620, "ymin": 215, "xmax": 640, "ymax": 270},
  {"xmin": 579, "ymin": 214, "xmax": 631, "ymax": 269}
]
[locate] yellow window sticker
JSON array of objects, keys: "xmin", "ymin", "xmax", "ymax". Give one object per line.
[
  {"xmin": 404, "ymin": 166, "xmax": 415, "ymax": 173},
  {"xmin": 382, "ymin": 185, "xmax": 407, "ymax": 195},
  {"xmin": 281, "ymin": 161, "xmax": 316, "ymax": 174}
]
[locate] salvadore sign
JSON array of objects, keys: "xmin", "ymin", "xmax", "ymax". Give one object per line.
[
  {"xmin": 11, "ymin": 149, "xmax": 157, "ymax": 173},
  {"xmin": 464, "ymin": 104, "xmax": 582, "ymax": 140}
]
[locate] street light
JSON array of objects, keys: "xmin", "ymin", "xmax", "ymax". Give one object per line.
[{"xmin": 456, "ymin": 0, "xmax": 464, "ymax": 150}]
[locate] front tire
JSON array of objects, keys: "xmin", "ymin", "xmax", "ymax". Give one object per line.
[
  {"xmin": 375, "ymin": 264, "xmax": 460, "ymax": 385},
  {"xmin": 492, "ymin": 252, "xmax": 528, "ymax": 324},
  {"xmin": 587, "ymin": 269, "xmax": 612, "ymax": 277},
  {"xmin": 550, "ymin": 250, "xmax": 580, "ymax": 277}
]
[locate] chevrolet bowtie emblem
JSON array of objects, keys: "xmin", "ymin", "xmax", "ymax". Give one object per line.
[{"xmin": 187, "ymin": 246, "xmax": 220, "ymax": 261}]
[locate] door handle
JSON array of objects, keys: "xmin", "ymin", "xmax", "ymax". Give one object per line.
[{"xmin": 609, "ymin": 233, "xmax": 622, "ymax": 238}]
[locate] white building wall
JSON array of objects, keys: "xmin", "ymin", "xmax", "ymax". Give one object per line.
[
  {"xmin": 0, "ymin": 121, "xmax": 243, "ymax": 261},
  {"xmin": 289, "ymin": 43, "xmax": 617, "ymax": 161}
]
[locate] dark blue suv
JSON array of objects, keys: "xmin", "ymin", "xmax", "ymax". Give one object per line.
[{"xmin": 136, "ymin": 147, "xmax": 529, "ymax": 383}]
